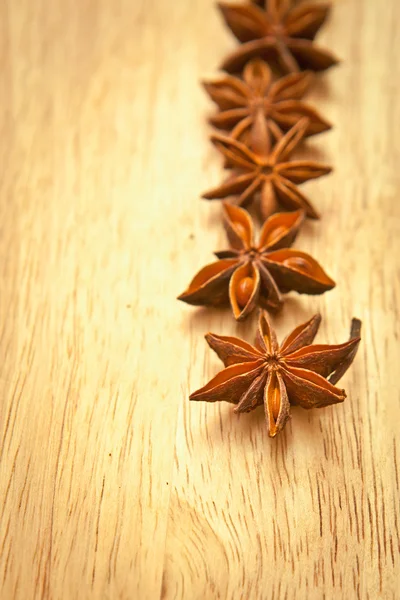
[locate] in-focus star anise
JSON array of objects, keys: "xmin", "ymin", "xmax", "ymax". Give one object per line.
[
  {"xmin": 203, "ymin": 58, "xmax": 331, "ymax": 141},
  {"xmin": 190, "ymin": 311, "xmax": 361, "ymax": 437},
  {"xmin": 218, "ymin": 0, "xmax": 339, "ymax": 74},
  {"xmin": 178, "ymin": 203, "xmax": 334, "ymax": 320},
  {"xmin": 203, "ymin": 115, "xmax": 331, "ymax": 220}
]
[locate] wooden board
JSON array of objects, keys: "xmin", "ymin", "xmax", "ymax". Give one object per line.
[{"xmin": 0, "ymin": 0, "xmax": 399, "ymax": 598}]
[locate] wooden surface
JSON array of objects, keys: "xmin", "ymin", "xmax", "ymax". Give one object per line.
[{"xmin": 0, "ymin": 0, "xmax": 399, "ymax": 598}]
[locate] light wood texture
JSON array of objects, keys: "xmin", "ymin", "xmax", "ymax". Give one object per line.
[{"xmin": 0, "ymin": 0, "xmax": 399, "ymax": 598}]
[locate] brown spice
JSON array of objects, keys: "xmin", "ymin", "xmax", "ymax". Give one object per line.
[
  {"xmin": 203, "ymin": 115, "xmax": 331, "ymax": 220},
  {"xmin": 218, "ymin": 0, "xmax": 339, "ymax": 74},
  {"xmin": 190, "ymin": 311, "xmax": 361, "ymax": 437},
  {"xmin": 178, "ymin": 203, "xmax": 335, "ymax": 320},
  {"xmin": 203, "ymin": 58, "xmax": 331, "ymax": 143}
]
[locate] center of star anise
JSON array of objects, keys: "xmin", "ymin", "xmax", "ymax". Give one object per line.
[
  {"xmin": 244, "ymin": 247, "xmax": 259, "ymax": 260},
  {"xmin": 269, "ymin": 23, "xmax": 286, "ymax": 38},
  {"xmin": 261, "ymin": 164, "xmax": 274, "ymax": 176},
  {"xmin": 249, "ymin": 97, "xmax": 268, "ymax": 113},
  {"xmin": 267, "ymin": 355, "xmax": 281, "ymax": 368}
]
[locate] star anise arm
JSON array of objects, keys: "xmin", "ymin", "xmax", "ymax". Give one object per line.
[
  {"xmin": 205, "ymin": 332, "xmax": 263, "ymax": 366},
  {"xmin": 242, "ymin": 58, "xmax": 273, "ymax": 95},
  {"xmin": 269, "ymin": 71, "xmax": 314, "ymax": 101},
  {"xmin": 284, "ymin": 338, "xmax": 361, "ymax": 378},
  {"xmin": 286, "ymin": 38, "xmax": 339, "ymax": 72},
  {"xmin": 256, "ymin": 261, "xmax": 284, "ymax": 311},
  {"xmin": 190, "ymin": 360, "xmax": 265, "ymax": 404},
  {"xmin": 258, "ymin": 209, "xmax": 305, "ymax": 251},
  {"xmin": 259, "ymin": 179, "xmax": 282, "ymax": 220},
  {"xmin": 329, "ymin": 318, "xmax": 362, "ymax": 384},
  {"xmin": 203, "ymin": 173, "xmax": 255, "ymax": 200},
  {"xmin": 231, "ymin": 365, "xmax": 292, "ymax": 439},
  {"xmin": 276, "ymin": 37, "xmax": 302, "ymax": 73},
  {"xmin": 209, "ymin": 108, "xmax": 251, "ymax": 130},
  {"xmin": 222, "ymin": 202, "xmax": 254, "ymax": 249},
  {"xmin": 255, "ymin": 311, "xmax": 279, "ymax": 353},
  {"xmin": 217, "ymin": 2, "xmax": 270, "ymax": 43},
  {"xmin": 272, "ymin": 176, "xmax": 320, "ymax": 218},
  {"xmin": 271, "ymin": 118, "xmax": 309, "ymax": 162},
  {"xmin": 210, "ymin": 132, "xmax": 258, "ymax": 169},
  {"xmin": 277, "ymin": 160, "xmax": 332, "ymax": 183},
  {"xmin": 233, "ymin": 372, "xmax": 267, "ymax": 413},
  {"xmin": 279, "ymin": 313, "xmax": 322, "ymax": 354},
  {"xmin": 267, "ymin": 0, "xmax": 292, "ymax": 23},
  {"xmin": 178, "ymin": 259, "xmax": 238, "ymax": 306},
  {"xmin": 265, "ymin": 119, "xmax": 285, "ymax": 142},
  {"xmin": 237, "ymin": 176, "xmax": 264, "ymax": 207},
  {"xmin": 285, "ymin": 2, "xmax": 331, "ymax": 40},
  {"xmin": 262, "ymin": 249, "xmax": 335, "ymax": 294},
  {"xmin": 263, "ymin": 371, "xmax": 291, "ymax": 437},
  {"xmin": 271, "ymin": 100, "xmax": 332, "ymax": 136},
  {"xmin": 280, "ymin": 365, "xmax": 346, "ymax": 408},
  {"xmin": 220, "ymin": 38, "xmax": 281, "ymax": 74},
  {"xmin": 230, "ymin": 261, "xmax": 261, "ymax": 320},
  {"xmin": 230, "ymin": 115, "xmax": 256, "ymax": 146},
  {"xmin": 249, "ymin": 105, "xmax": 274, "ymax": 155},
  {"xmin": 230, "ymin": 114, "xmax": 285, "ymax": 150},
  {"xmin": 203, "ymin": 77, "xmax": 250, "ymax": 110}
]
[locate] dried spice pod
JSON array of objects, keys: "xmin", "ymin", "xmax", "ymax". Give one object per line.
[
  {"xmin": 203, "ymin": 116, "xmax": 331, "ymax": 220},
  {"xmin": 203, "ymin": 58, "xmax": 331, "ymax": 143},
  {"xmin": 218, "ymin": 0, "xmax": 339, "ymax": 74},
  {"xmin": 178, "ymin": 203, "xmax": 335, "ymax": 320},
  {"xmin": 190, "ymin": 311, "xmax": 361, "ymax": 437}
]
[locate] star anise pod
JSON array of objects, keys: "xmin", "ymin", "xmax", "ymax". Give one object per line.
[
  {"xmin": 218, "ymin": 0, "xmax": 339, "ymax": 74},
  {"xmin": 190, "ymin": 311, "xmax": 361, "ymax": 437},
  {"xmin": 203, "ymin": 58, "xmax": 331, "ymax": 141},
  {"xmin": 178, "ymin": 203, "xmax": 334, "ymax": 320},
  {"xmin": 203, "ymin": 115, "xmax": 331, "ymax": 220}
]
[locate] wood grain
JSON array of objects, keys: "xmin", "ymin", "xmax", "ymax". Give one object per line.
[{"xmin": 0, "ymin": 0, "xmax": 399, "ymax": 598}]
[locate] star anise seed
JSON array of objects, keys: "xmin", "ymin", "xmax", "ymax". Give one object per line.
[
  {"xmin": 190, "ymin": 311, "xmax": 361, "ymax": 437},
  {"xmin": 178, "ymin": 203, "xmax": 335, "ymax": 320}
]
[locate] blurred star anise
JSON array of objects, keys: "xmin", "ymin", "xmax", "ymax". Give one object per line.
[
  {"xmin": 203, "ymin": 58, "xmax": 331, "ymax": 141},
  {"xmin": 203, "ymin": 115, "xmax": 331, "ymax": 220},
  {"xmin": 190, "ymin": 311, "xmax": 361, "ymax": 437},
  {"xmin": 178, "ymin": 203, "xmax": 334, "ymax": 320},
  {"xmin": 218, "ymin": 0, "xmax": 339, "ymax": 74}
]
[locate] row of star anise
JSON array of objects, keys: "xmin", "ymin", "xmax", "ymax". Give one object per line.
[{"xmin": 178, "ymin": 0, "xmax": 361, "ymax": 438}]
